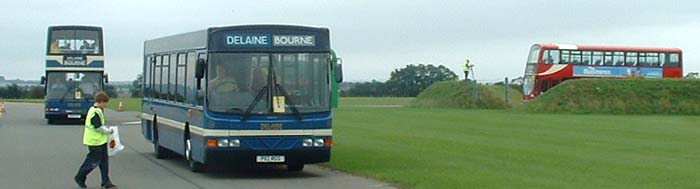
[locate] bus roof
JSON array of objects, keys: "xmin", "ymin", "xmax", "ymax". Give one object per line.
[
  {"xmin": 48, "ymin": 25, "xmax": 103, "ymax": 31},
  {"xmin": 534, "ymin": 43, "xmax": 682, "ymax": 53},
  {"xmin": 145, "ymin": 24, "xmax": 330, "ymax": 54}
]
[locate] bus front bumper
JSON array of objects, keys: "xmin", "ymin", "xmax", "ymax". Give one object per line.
[{"xmin": 206, "ymin": 148, "xmax": 331, "ymax": 165}]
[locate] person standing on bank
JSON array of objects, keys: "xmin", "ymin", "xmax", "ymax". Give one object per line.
[
  {"xmin": 463, "ymin": 59, "xmax": 474, "ymax": 81},
  {"xmin": 74, "ymin": 91, "xmax": 117, "ymax": 188}
]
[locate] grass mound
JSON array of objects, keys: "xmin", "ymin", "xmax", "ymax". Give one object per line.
[
  {"xmin": 412, "ymin": 80, "xmax": 521, "ymax": 109},
  {"xmin": 527, "ymin": 79, "xmax": 700, "ymax": 114}
]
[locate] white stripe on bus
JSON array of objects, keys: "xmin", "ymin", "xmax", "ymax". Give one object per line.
[{"xmin": 140, "ymin": 113, "xmax": 332, "ymax": 137}]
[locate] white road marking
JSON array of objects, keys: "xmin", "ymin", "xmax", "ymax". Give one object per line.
[{"xmin": 121, "ymin": 121, "xmax": 141, "ymax": 125}]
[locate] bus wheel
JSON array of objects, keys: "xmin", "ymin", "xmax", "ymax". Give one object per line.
[
  {"xmin": 186, "ymin": 139, "xmax": 206, "ymax": 172},
  {"xmin": 287, "ymin": 163, "xmax": 304, "ymax": 172},
  {"xmin": 47, "ymin": 119, "xmax": 55, "ymax": 125}
]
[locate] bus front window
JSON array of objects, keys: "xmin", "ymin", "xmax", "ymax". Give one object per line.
[
  {"xmin": 207, "ymin": 53, "xmax": 331, "ymax": 114},
  {"xmin": 207, "ymin": 53, "xmax": 270, "ymax": 114},
  {"xmin": 46, "ymin": 72, "xmax": 103, "ymax": 100}
]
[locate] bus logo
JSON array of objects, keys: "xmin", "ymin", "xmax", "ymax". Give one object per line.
[
  {"xmin": 224, "ymin": 34, "xmax": 316, "ymax": 48},
  {"xmin": 273, "ymin": 35, "xmax": 315, "ymax": 46}
]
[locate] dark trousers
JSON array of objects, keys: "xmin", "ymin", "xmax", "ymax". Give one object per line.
[
  {"xmin": 464, "ymin": 71, "xmax": 470, "ymax": 80},
  {"xmin": 75, "ymin": 143, "xmax": 111, "ymax": 185}
]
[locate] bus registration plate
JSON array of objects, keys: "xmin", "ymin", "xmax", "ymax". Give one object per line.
[
  {"xmin": 67, "ymin": 114, "xmax": 81, "ymax": 119},
  {"xmin": 256, "ymin": 155, "xmax": 285, "ymax": 163}
]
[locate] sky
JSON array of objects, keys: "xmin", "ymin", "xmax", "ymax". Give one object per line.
[{"xmin": 0, "ymin": 0, "xmax": 699, "ymax": 83}]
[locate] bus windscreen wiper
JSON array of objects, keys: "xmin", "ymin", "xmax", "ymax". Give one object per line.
[
  {"xmin": 59, "ymin": 85, "xmax": 76, "ymax": 102},
  {"xmin": 273, "ymin": 82, "xmax": 303, "ymax": 120},
  {"xmin": 241, "ymin": 86, "xmax": 268, "ymax": 121},
  {"xmin": 269, "ymin": 69, "xmax": 303, "ymax": 120}
]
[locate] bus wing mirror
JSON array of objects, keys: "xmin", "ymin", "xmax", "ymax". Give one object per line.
[
  {"xmin": 195, "ymin": 59, "xmax": 206, "ymax": 90},
  {"xmin": 334, "ymin": 58, "xmax": 344, "ymax": 83},
  {"xmin": 104, "ymin": 74, "xmax": 109, "ymax": 83},
  {"xmin": 40, "ymin": 76, "xmax": 46, "ymax": 85},
  {"xmin": 195, "ymin": 59, "xmax": 206, "ymax": 79}
]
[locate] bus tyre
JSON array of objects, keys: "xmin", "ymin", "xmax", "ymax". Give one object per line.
[
  {"xmin": 186, "ymin": 139, "xmax": 206, "ymax": 172},
  {"xmin": 287, "ymin": 163, "xmax": 304, "ymax": 172},
  {"xmin": 47, "ymin": 119, "xmax": 55, "ymax": 125}
]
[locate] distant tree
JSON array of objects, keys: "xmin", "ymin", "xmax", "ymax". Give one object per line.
[
  {"xmin": 130, "ymin": 74, "xmax": 143, "ymax": 98},
  {"xmin": 4, "ymin": 84, "xmax": 23, "ymax": 98},
  {"xmin": 343, "ymin": 80, "xmax": 387, "ymax": 97},
  {"xmin": 26, "ymin": 86, "xmax": 45, "ymax": 98},
  {"xmin": 104, "ymin": 84, "xmax": 118, "ymax": 98},
  {"xmin": 385, "ymin": 64, "xmax": 458, "ymax": 97}
]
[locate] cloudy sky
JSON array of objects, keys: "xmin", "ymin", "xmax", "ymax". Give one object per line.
[{"xmin": 0, "ymin": 0, "xmax": 698, "ymax": 82}]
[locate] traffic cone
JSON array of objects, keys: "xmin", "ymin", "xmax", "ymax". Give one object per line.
[
  {"xmin": 0, "ymin": 101, "xmax": 6, "ymax": 117},
  {"xmin": 117, "ymin": 101, "xmax": 125, "ymax": 112}
]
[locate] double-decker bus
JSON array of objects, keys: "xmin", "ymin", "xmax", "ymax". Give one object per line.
[
  {"xmin": 141, "ymin": 25, "xmax": 343, "ymax": 172},
  {"xmin": 41, "ymin": 26, "xmax": 108, "ymax": 124},
  {"xmin": 523, "ymin": 43, "xmax": 683, "ymax": 100}
]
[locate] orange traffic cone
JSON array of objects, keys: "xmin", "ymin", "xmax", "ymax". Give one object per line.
[
  {"xmin": 117, "ymin": 101, "xmax": 125, "ymax": 112},
  {"xmin": 0, "ymin": 100, "xmax": 6, "ymax": 116}
]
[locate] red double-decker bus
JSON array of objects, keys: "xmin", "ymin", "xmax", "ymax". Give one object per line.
[{"xmin": 522, "ymin": 43, "xmax": 683, "ymax": 100}]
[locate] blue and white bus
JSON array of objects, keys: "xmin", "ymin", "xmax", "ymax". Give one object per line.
[
  {"xmin": 141, "ymin": 25, "xmax": 343, "ymax": 172},
  {"xmin": 42, "ymin": 26, "xmax": 108, "ymax": 124}
]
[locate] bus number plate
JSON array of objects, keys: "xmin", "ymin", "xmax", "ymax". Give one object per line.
[
  {"xmin": 67, "ymin": 114, "xmax": 81, "ymax": 119},
  {"xmin": 256, "ymin": 155, "xmax": 285, "ymax": 163}
]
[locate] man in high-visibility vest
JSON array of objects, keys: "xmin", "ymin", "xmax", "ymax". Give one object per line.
[
  {"xmin": 463, "ymin": 59, "xmax": 474, "ymax": 80},
  {"xmin": 74, "ymin": 92, "xmax": 116, "ymax": 188}
]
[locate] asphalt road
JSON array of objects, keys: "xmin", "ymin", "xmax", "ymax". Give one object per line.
[{"xmin": 0, "ymin": 103, "xmax": 395, "ymax": 189}]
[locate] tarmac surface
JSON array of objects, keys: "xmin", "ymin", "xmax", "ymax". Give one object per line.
[{"xmin": 0, "ymin": 102, "xmax": 395, "ymax": 189}]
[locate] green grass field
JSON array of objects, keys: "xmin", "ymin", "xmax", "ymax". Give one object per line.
[
  {"xmin": 106, "ymin": 98, "xmax": 142, "ymax": 112},
  {"xmin": 340, "ymin": 97, "xmax": 414, "ymax": 107},
  {"xmin": 1, "ymin": 98, "xmax": 44, "ymax": 103},
  {"xmin": 329, "ymin": 99, "xmax": 700, "ymax": 188}
]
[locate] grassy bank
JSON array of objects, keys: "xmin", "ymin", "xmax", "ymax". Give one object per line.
[
  {"xmin": 527, "ymin": 79, "xmax": 700, "ymax": 114},
  {"xmin": 329, "ymin": 104, "xmax": 700, "ymax": 188},
  {"xmin": 412, "ymin": 81, "xmax": 522, "ymax": 109}
]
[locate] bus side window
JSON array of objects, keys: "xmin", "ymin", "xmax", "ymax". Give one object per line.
[
  {"xmin": 162, "ymin": 55, "xmax": 170, "ymax": 100},
  {"xmin": 561, "ymin": 50, "xmax": 570, "ymax": 64},
  {"xmin": 667, "ymin": 53, "xmax": 680, "ymax": 67},
  {"xmin": 169, "ymin": 54, "xmax": 177, "ymax": 101},
  {"xmin": 659, "ymin": 53, "xmax": 667, "ymax": 67},
  {"xmin": 186, "ymin": 52, "xmax": 197, "ymax": 105},
  {"xmin": 638, "ymin": 53, "xmax": 648, "ymax": 67},
  {"xmin": 550, "ymin": 50, "xmax": 560, "ymax": 64},
  {"xmin": 155, "ymin": 56, "xmax": 162, "ymax": 99},
  {"xmin": 604, "ymin": 52, "xmax": 613, "ymax": 66},
  {"xmin": 625, "ymin": 52, "xmax": 638, "ymax": 67},
  {"xmin": 582, "ymin": 51, "xmax": 592, "ymax": 65},
  {"xmin": 144, "ymin": 56, "xmax": 151, "ymax": 98},
  {"xmin": 177, "ymin": 53, "xmax": 186, "ymax": 103},
  {"xmin": 613, "ymin": 52, "xmax": 624, "ymax": 66},
  {"xmin": 542, "ymin": 50, "xmax": 550, "ymax": 64},
  {"xmin": 592, "ymin": 51, "xmax": 603, "ymax": 65}
]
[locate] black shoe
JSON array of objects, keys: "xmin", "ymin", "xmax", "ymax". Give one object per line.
[
  {"xmin": 73, "ymin": 176, "xmax": 86, "ymax": 188},
  {"xmin": 101, "ymin": 183, "xmax": 117, "ymax": 188}
]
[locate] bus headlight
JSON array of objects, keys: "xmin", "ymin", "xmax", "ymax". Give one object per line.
[
  {"xmin": 218, "ymin": 139, "xmax": 229, "ymax": 147},
  {"xmin": 313, "ymin": 139, "xmax": 324, "ymax": 147},
  {"xmin": 303, "ymin": 139, "xmax": 313, "ymax": 147},
  {"xmin": 229, "ymin": 139, "xmax": 240, "ymax": 147}
]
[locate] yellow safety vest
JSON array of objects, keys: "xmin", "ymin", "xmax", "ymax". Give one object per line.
[
  {"xmin": 83, "ymin": 106, "xmax": 108, "ymax": 146},
  {"xmin": 463, "ymin": 63, "xmax": 471, "ymax": 72}
]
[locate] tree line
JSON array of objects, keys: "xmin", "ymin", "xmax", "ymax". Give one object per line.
[{"xmin": 342, "ymin": 64, "xmax": 458, "ymax": 97}]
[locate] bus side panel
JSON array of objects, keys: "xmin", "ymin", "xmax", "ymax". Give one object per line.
[{"xmin": 151, "ymin": 101, "xmax": 191, "ymax": 156}]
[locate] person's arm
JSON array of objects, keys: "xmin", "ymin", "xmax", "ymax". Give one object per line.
[{"xmin": 91, "ymin": 113, "xmax": 112, "ymax": 134}]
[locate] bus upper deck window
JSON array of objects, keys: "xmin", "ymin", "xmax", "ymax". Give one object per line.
[{"xmin": 550, "ymin": 50, "xmax": 560, "ymax": 64}]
